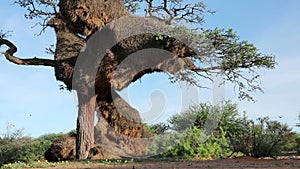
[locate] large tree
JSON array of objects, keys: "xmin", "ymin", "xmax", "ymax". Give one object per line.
[{"xmin": 0, "ymin": 0, "xmax": 275, "ymax": 159}]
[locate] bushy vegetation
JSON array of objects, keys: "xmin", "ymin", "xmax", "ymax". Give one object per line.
[
  {"xmin": 151, "ymin": 102, "xmax": 299, "ymax": 159},
  {"xmin": 157, "ymin": 103, "xmax": 238, "ymax": 159},
  {"xmin": 228, "ymin": 115, "xmax": 297, "ymax": 158},
  {"xmin": 161, "ymin": 126, "xmax": 231, "ymax": 159},
  {"xmin": 0, "ymin": 102, "xmax": 299, "ymax": 166},
  {"xmin": 0, "ymin": 126, "xmax": 67, "ymax": 166}
]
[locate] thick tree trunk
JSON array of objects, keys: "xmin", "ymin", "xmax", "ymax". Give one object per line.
[
  {"xmin": 95, "ymin": 90, "xmax": 153, "ymax": 157},
  {"xmin": 74, "ymin": 87, "xmax": 153, "ymax": 159},
  {"xmin": 76, "ymin": 94, "xmax": 97, "ymax": 159}
]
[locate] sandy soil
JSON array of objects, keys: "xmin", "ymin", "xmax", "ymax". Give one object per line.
[{"xmin": 33, "ymin": 157, "xmax": 300, "ymax": 169}]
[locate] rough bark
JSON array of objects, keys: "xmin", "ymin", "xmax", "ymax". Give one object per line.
[
  {"xmin": 95, "ymin": 91, "xmax": 154, "ymax": 157},
  {"xmin": 46, "ymin": 16, "xmax": 85, "ymax": 89},
  {"xmin": 76, "ymin": 94, "xmax": 97, "ymax": 159}
]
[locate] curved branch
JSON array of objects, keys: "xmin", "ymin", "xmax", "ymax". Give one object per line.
[{"xmin": 0, "ymin": 38, "xmax": 58, "ymax": 67}]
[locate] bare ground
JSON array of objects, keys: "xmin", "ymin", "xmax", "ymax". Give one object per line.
[{"xmin": 32, "ymin": 157, "xmax": 300, "ymax": 169}]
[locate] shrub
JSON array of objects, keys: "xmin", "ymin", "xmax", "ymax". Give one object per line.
[
  {"xmin": 155, "ymin": 102, "xmax": 239, "ymax": 159},
  {"xmin": 168, "ymin": 102, "xmax": 244, "ymax": 139},
  {"xmin": 152, "ymin": 102, "xmax": 297, "ymax": 159},
  {"xmin": 164, "ymin": 126, "xmax": 231, "ymax": 159},
  {"xmin": 0, "ymin": 129, "xmax": 37, "ymax": 165},
  {"xmin": 228, "ymin": 116, "xmax": 296, "ymax": 158},
  {"xmin": 0, "ymin": 125, "xmax": 67, "ymax": 166}
]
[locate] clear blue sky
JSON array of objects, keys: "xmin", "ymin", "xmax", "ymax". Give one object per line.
[{"xmin": 0, "ymin": 0, "xmax": 300, "ymax": 137}]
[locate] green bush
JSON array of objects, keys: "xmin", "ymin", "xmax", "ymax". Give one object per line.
[
  {"xmin": 164, "ymin": 126, "xmax": 231, "ymax": 159},
  {"xmin": 152, "ymin": 102, "xmax": 298, "ymax": 159},
  {"xmin": 153, "ymin": 102, "xmax": 239, "ymax": 159},
  {"xmin": 0, "ymin": 132, "xmax": 37, "ymax": 165},
  {"xmin": 228, "ymin": 116, "xmax": 297, "ymax": 158},
  {"xmin": 0, "ymin": 126, "xmax": 67, "ymax": 166},
  {"xmin": 168, "ymin": 102, "xmax": 244, "ymax": 139}
]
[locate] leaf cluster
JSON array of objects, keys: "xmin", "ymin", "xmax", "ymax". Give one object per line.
[{"xmin": 200, "ymin": 28, "xmax": 276, "ymax": 100}]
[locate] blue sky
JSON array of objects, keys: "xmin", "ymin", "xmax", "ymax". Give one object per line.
[{"xmin": 0, "ymin": 0, "xmax": 300, "ymax": 137}]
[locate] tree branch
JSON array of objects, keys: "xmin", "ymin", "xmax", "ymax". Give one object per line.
[
  {"xmin": 144, "ymin": 0, "xmax": 213, "ymax": 25},
  {"xmin": 0, "ymin": 38, "xmax": 58, "ymax": 67},
  {"xmin": 145, "ymin": 0, "xmax": 154, "ymax": 16}
]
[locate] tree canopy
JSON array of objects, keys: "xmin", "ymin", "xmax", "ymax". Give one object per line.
[{"xmin": 1, "ymin": 0, "xmax": 275, "ymax": 100}]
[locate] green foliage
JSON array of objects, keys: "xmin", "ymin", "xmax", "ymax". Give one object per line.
[
  {"xmin": 164, "ymin": 126, "xmax": 231, "ymax": 159},
  {"xmin": 0, "ymin": 130, "xmax": 39, "ymax": 165},
  {"xmin": 203, "ymin": 28, "xmax": 276, "ymax": 101},
  {"xmin": 228, "ymin": 116, "xmax": 297, "ymax": 158},
  {"xmin": 280, "ymin": 132, "xmax": 299, "ymax": 154},
  {"xmin": 0, "ymin": 125, "xmax": 68, "ymax": 166},
  {"xmin": 168, "ymin": 102, "xmax": 244, "ymax": 137},
  {"xmin": 1, "ymin": 161, "xmax": 30, "ymax": 169},
  {"xmin": 67, "ymin": 129, "xmax": 76, "ymax": 136},
  {"xmin": 165, "ymin": 26, "xmax": 276, "ymax": 101},
  {"xmin": 152, "ymin": 102, "xmax": 298, "ymax": 159},
  {"xmin": 0, "ymin": 160, "xmax": 72, "ymax": 169},
  {"xmin": 154, "ymin": 102, "xmax": 240, "ymax": 159},
  {"xmin": 204, "ymin": 28, "xmax": 275, "ymax": 70}
]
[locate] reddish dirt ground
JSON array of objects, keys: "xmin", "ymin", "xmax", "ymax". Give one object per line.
[{"xmin": 34, "ymin": 157, "xmax": 300, "ymax": 169}]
